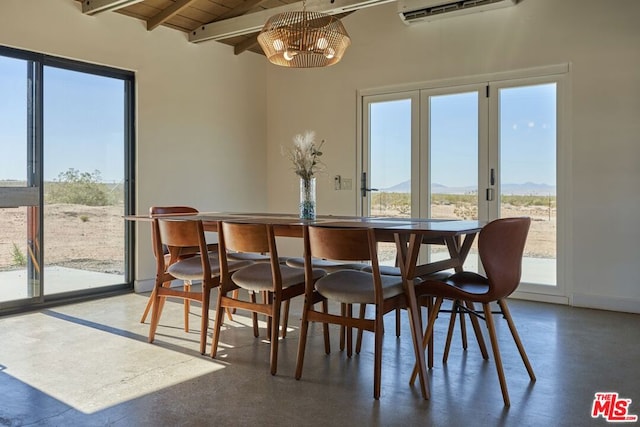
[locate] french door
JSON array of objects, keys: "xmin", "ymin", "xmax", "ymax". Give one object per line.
[{"xmin": 360, "ymin": 71, "xmax": 566, "ymax": 299}]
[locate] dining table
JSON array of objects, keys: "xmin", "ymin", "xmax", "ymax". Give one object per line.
[{"xmin": 126, "ymin": 211, "xmax": 485, "ymax": 400}]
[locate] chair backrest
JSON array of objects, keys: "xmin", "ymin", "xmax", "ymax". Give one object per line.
[
  {"xmin": 478, "ymin": 217, "xmax": 531, "ymax": 300},
  {"xmin": 152, "ymin": 218, "xmax": 210, "ymax": 277},
  {"xmin": 221, "ymin": 222, "xmax": 273, "ymax": 254},
  {"xmin": 304, "ymin": 225, "xmax": 385, "ymax": 303},
  {"xmin": 218, "ymin": 221, "xmax": 281, "ymax": 286},
  {"xmin": 149, "ymin": 205, "xmax": 204, "ymax": 262},
  {"xmin": 306, "ymin": 226, "xmax": 377, "ymax": 263}
]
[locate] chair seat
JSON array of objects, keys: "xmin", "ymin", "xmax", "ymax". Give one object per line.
[
  {"xmin": 315, "ymin": 270, "xmax": 404, "ymax": 304},
  {"xmin": 232, "ymin": 263, "xmax": 326, "ymax": 292},
  {"xmin": 286, "ymin": 257, "xmax": 368, "ymax": 271},
  {"xmin": 444, "ymin": 271, "xmax": 491, "ymax": 297},
  {"xmin": 228, "ymin": 252, "xmax": 290, "ymax": 264},
  {"xmin": 361, "ymin": 265, "xmax": 452, "ymax": 282},
  {"xmin": 361, "ymin": 265, "xmax": 401, "ymax": 276},
  {"xmin": 168, "ymin": 255, "xmax": 251, "ymax": 281}
]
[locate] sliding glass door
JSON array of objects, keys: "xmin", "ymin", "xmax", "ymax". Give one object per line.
[
  {"xmin": 0, "ymin": 47, "xmax": 134, "ymax": 309},
  {"xmin": 0, "ymin": 55, "xmax": 41, "ymax": 303}
]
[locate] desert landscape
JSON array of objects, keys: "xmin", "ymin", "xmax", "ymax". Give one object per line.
[
  {"xmin": 0, "ymin": 203, "xmax": 125, "ymax": 273},
  {"xmin": 1, "ymin": 195, "xmax": 555, "ymax": 275}
]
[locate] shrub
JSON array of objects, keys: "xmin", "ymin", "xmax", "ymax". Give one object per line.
[
  {"xmin": 47, "ymin": 168, "xmax": 115, "ymax": 206},
  {"xmin": 11, "ymin": 243, "xmax": 27, "ymax": 266}
]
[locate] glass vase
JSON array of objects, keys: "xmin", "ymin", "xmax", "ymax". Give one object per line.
[{"xmin": 299, "ymin": 177, "xmax": 316, "ymax": 220}]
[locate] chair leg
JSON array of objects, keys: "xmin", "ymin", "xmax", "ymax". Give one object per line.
[
  {"xmin": 183, "ymin": 280, "xmax": 191, "ymax": 333},
  {"xmin": 340, "ymin": 303, "xmax": 346, "ymax": 351},
  {"xmin": 322, "ymin": 299, "xmax": 330, "ymax": 354},
  {"xmin": 410, "ymin": 296, "xmax": 443, "ymax": 385},
  {"xmin": 270, "ymin": 295, "xmax": 282, "ymax": 375},
  {"xmin": 295, "ymin": 299, "xmax": 312, "ymax": 380},
  {"xmin": 426, "ymin": 296, "xmax": 435, "ymax": 369},
  {"xmin": 465, "ymin": 301, "xmax": 488, "ymax": 359},
  {"xmin": 199, "ymin": 285, "xmax": 210, "ymax": 355},
  {"xmin": 395, "ymin": 307, "xmax": 401, "ymax": 338},
  {"xmin": 148, "ymin": 283, "xmax": 164, "ymax": 343},
  {"xmin": 251, "ymin": 292, "xmax": 259, "ymax": 337},
  {"xmin": 211, "ymin": 290, "xmax": 227, "ymax": 358},
  {"xmin": 356, "ymin": 303, "xmax": 366, "ymax": 354},
  {"xmin": 156, "ymin": 281, "xmax": 171, "ymax": 321},
  {"xmin": 459, "ymin": 307, "xmax": 468, "ymax": 350},
  {"xmin": 140, "ymin": 287, "xmax": 156, "ymax": 323},
  {"xmin": 264, "ymin": 291, "xmax": 272, "ymax": 339},
  {"xmin": 281, "ymin": 299, "xmax": 290, "ymax": 339},
  {"xmin": 498, "ymin": 299, "xmax": 536, "ymax": 381},
  {"xmin": 482, "ymin": 303, "xmax": 510, "ymax": 406},
  {"xmin": 373, "ymin": 306, "xmax": 384, "ymax": 400},
  {"xmin": 226, "ymin": 290, "xmax": 238, "ymax": 320},
  {"xmin": 346, "ymin": 304, "xmax": 353, "ymax": 358},
  {"xmin": 443, "ymin": 300, "xmax": 459, "ymax": 364}
]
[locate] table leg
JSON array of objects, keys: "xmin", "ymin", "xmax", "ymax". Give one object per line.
[{"xmin": 395, "ymin": 233, "xmax": 429, "ymax": 400}]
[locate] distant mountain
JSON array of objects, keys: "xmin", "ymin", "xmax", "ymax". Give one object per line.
[{"xmin": 381, "ymin": 180, "xmax": 555, "ymax": 195}]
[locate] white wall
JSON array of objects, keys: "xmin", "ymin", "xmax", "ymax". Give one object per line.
[
  {"xmin": 265, "ymin": 0, "xmax": 640, "ymax": 312},
  {"xmin": 0, "ymin": 0, "xmax": 267, "ymax": 290}
]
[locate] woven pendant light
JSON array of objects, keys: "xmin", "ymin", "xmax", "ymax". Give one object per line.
[{"xmin": 257, "ymin": 5, "xmax": 351, "ymax": 68}]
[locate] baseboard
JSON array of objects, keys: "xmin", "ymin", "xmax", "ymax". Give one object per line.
[
  {"xmin": 134, "ymin": 279, "xmax": 154, "ymax": 293},
  {"xmin": 572, "ymin": 292, "xmax": 640, "ymax": 314},
  {"xmin": 511, "ymin": 290, "xmax": 569, "ymax": 305},
  {"xmin": 134, "ymin": 278, "xmax": 185, "ymax": 293}
]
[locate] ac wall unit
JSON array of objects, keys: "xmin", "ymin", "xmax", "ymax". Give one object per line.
[{"xmin": 398, "ymin": 0, "xmax": 517, "ymax": 25}]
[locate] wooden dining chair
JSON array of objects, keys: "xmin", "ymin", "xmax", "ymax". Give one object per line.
[
  {"xmin": 295, "ymin": 225, "xmax": 418, "ymax": 400},
  {"xmin": 287, "ymin": 255, "xmax": 369, "ymax": 353},
  {"xmin": 141, "ymin": 206, "xmax": 217, "ymax": 332},
  {"xmin": 411, "ymin": 217, "xmax": 536, "ymax": 406},
  {"xmin": 148, "ymin": 217, "xmax": 251, "ymax": 354},
  {"xmin": 211, "ymin": 221, "xmax": 326, "ymax": 375}
]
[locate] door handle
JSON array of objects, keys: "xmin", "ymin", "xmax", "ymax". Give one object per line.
[
  {"xmin": 486, "ymin": 188, "xmax": 494, "ymax": 201},
  {"xmin": 360, "ymin": 172, "xmax": 379, "ymax": 197}
]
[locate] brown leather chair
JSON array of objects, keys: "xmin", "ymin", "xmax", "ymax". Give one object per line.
[
  {"xmin": 412, "ymin": 217, "xmax": 536, "ymax": 406},
  {"xmin": 148, "ymin": 217, "xmax": 250, "ymax": 354},
  {"xmin": 295, "ymin": 225, "xmax": 417, "ymax": 400},
  {"xmin": 211, "ymin": 221, "xmax": 326, "ymax": 375}
]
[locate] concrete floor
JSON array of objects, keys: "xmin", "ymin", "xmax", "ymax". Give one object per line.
[{"xmin": 0, "ymin": 291, "xmax": 639, "ymax": 426}]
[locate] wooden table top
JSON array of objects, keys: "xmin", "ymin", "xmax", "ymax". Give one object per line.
[{"xmin": 125, "ymin": 211, "xmax": 484, "ymax": 237}]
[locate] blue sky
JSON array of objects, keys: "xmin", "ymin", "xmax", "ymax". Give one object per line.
[
  {"xmin": 0, "ymin": 56, "xmax": 124, "ymax": 183},
  {"xmin": 370, "ymin": 83, "xmax": 557, "ymax": 189},
  {"xmin": 2, "ymin": 52, "xmax": 555, "ymax": 189}
]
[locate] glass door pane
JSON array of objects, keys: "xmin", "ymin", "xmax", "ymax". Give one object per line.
[
  {"xmin": 42, "ymin": 66, "xmax": 126, "ymax": 295},
  {"xmin": 422, "ymin": 87, "xmax": 485, "ymax": 271},
  {"xmin": 0, "ymin": 56, "xmax": 41, "ymax": 304},
  {"xmin": 427, "ymin": 92, "xmax": 479, "ymax": 219},
  {"xmin": 363, "ymin": 94, "xmax": 417, "ymax": 265},
  {"xmin": 496, "ymin": 82, "xmax": 557, "ymax": 286}
]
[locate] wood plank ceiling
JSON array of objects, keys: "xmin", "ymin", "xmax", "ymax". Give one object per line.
[{"xmin": 75, "ymin": 0, "xmax": 373, "ymax": 56}]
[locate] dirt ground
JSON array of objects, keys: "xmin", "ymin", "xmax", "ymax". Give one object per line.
[
  {"xmin": 0, "ymin": 204, "xmax": 125, "ymax": 273},
  {"xmin": 1, "ymin": 202, "xmax": 555, "ymax": 273}
]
